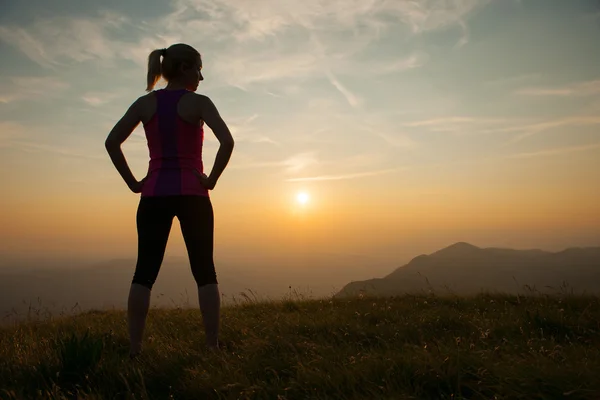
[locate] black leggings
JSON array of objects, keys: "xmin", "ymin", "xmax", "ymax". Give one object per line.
[{"xmin": 132, "ymin": 195, "xmax": 217, "ymax": 290}]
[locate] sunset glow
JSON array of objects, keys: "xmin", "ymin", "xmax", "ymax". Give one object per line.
[
  {"xmin": 0, "ymin": 0, "xmax": 598, "ymax": 267},
  {"xmin": 296, "ymin": 192, "xmax": 310, "ymax": 205}
]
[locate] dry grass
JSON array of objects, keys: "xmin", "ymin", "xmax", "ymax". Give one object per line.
[{"xmin": 1, "ymin": 290, "xmax": 599, "ymax": 399}]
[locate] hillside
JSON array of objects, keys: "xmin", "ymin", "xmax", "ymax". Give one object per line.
[
  {"xmin": 1, "ymin": 293, "xmax": 600, "ymax": 399},
  {"xmin": 336, "ymin": 242, "xmax": 600, "ymax": 298}
]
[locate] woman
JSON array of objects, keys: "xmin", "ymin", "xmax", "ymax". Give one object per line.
[{"xmin": 105, "ymin": 43, "xmax": 234, "ymax": 357}]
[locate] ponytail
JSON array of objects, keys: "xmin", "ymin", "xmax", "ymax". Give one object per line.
[
  {"xmin": 146, "ymin": 49, "xmax": 165, "ymax": 92},
  {"xmin": 145, "ymin": 44, "xmax": 201, "ymax": 91}
]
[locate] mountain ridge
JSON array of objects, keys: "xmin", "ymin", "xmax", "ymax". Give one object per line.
[{"xmin": 338, "ymin": 242, "xmax": 600, "ymax": 297}]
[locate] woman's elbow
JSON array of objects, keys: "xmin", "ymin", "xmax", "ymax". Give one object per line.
[
  {"xmin": 104, "ymin": 138, "xmax": 120, "ymax": 152},
  {"xmin": 222, "ymin": 137, "xmax": 235, "ymax": 150}
]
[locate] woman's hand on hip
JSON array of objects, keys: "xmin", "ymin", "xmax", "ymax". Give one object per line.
[
  {"xmin": 194, "ymin": 170, "xmax": 216, "ymax": 190},
  {"xmin": 129, "ymin": 176, "xmax": 147, "ymax": 193}
]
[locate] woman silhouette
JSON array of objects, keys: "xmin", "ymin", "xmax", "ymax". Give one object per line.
[{"xmin": 105, "ymin": 43, "xmax": 234, "ymax": 357}]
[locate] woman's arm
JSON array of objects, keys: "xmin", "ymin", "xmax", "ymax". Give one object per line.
[
  {"xmin": 105, "ymin": 98, "xmax": 144, "ymax": 192},
  {"xmin": 198, "ymin": 95, "xmax": 234, "ymax": 189}
]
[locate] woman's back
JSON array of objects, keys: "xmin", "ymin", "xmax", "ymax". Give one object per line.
[{"xmin": 139, "ymin": 89, "xmax": 209, "ymax": 197}]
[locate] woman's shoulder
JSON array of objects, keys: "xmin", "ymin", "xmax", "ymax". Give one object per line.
[
  {"xmin": 180, "ymin": 92, "xmax": 216, "ymax": 110},
  {"xmin": 131, "ymin": 92, "xmax": 157, "ymax": 108},
  {"xmin": 129, "ymin": 92, "xmax": 158, "ymax": 123},
  {"xmin": 183, "ymin": 91, "xmax": 211, "ymax": 102}
]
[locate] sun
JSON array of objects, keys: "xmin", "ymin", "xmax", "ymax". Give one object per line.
[{"xmin": 296, "ymin": 191, "xmax": 310, "ymax": 205}]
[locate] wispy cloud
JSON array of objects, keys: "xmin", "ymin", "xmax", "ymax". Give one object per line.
[
  {"xmin": 0, "ymin": 15, "xmax": 120, "ymax": 68},
  {"xmin": 370, "ymin": 53, "xmax": 428, "ymax": 75},
  {"xmin": 403, "ymin": 117, "xmax": 510, "ymax": 128},
  {"xmin": 230, "ymin": 150, "xmax": 389, "ymax": 177},
  {"xmin": 0, "ymin": 76, "xmax": 69, "ymax": 103},
  {"xmin": 10, "ymin": 141, "xmax": 104, "ymax": 160},
  {"xmin": 0, "ymin": 121, "xmax": 103, "ymax": 158},
  {"xmin": 402, "ymin": 116, "xmax": 514, "ymax": 135},
  {"xmin": 82, "ymin": 91, "xmax": 125, "ymax": 107},
  {"xmin": 506, "ymin": 142, "xmax": 600, "ymax": 159},
  {"xmin": 455, "ymin": 20, "xmax": 469, "ymax": 48},
  {"xmin": 175, "ymin": 0, "xmax": 489, "ymax": 41},
  {"xmin": 282, "ymin": 152, "xmax": 320, "ymax": 173},
  {"xmin": 399, "ymin": 114, "xmax": 600, "ymax": 144},
  {"xmin": 0, "ymin": 0, "xmax": 488, "ymax": 91},
  {"xmin": 484, "ymin": 73, "xmax": 544, "ymax": 87},
  {"xmin": 326, "ymin": 71, "xmax": 362, "ymax": 108},
  {"xmin": 504, "ymin": 115, "xmax": 600, "ymax": 143},
  {"xmin": 226, "ymin": 114, "xmax": 280, "ymax": 145},
  {"xmin": 517, "ymin": 80, "xmax": 600, "ymax": 97},
  {"xmin": 0, "ymin": 12, "xmax": 164, "ymax": 69},
  {"xmin": 375, "ymin": 131, "xmax": 418, "ymax": 148},
  {"xmin": 286, "ymin": 168, "xmax": 400, "ymax": 182},
  {"xmin": 214, "ymin": 50, "xmax": 321, "ymax": 89},
  {"xmin": 229, "ymin": 151, "xmax": 319, "ymax": 173}
]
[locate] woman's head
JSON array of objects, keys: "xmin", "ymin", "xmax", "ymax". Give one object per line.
[{"xmin": 146, "ymin": 43, "xmax": 203, "ymax": 92}]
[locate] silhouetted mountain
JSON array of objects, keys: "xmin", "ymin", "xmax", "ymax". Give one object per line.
[{"xmin": 336, "ymin": 243, "xmax": 600, "ymax": 297}]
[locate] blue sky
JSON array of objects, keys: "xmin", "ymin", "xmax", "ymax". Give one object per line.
[{"xmin": 1, "ymin": 0, "xmax": 600, "ymax": 260}]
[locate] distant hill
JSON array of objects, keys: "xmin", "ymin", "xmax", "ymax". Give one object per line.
[
  {"xmin": 0, "ymin": 252, "xmax": 389, "ymax": 325},
  {"xmin": 335, "ymin": 242, "xmax": 600, "ymax": 297}
]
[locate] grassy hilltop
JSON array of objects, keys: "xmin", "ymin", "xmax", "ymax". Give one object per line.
[{"xmin": 1, "ymin": 292, "xmax": 600, "ymax": 400}]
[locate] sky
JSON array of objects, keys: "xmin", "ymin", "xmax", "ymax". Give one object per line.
[{"xmin": 0, "ymin": 0, "xmax": 599, "ymax": 271}]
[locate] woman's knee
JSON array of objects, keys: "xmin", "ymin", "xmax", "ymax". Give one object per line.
[
  {"xmin": 132, "ymin": 266, "xmax": 159, "ymax": 290},
  {"xmin": 131, "ymin": 277, "xmax": 155, "ymax": 290},
  {"xmin": 193, "ymin": 267, "xmax": 218, "ymax": 287}
]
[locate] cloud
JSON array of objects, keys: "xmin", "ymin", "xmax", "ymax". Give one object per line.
[
  {"xmin": 0, "ymin": 121, "xmax": 102, "ymax": 159},
  {"xmin": 233, "ymin": 133, "xmax": 280, "ymax": 145},
  {"xmin": 213, "ymin": 50, "xmax": 321, "ymax": 89},
  {"xmin": 228, "ymin": 160, "xmax": 282, "ymax": 170},
  {"xmin": 284, "ymin": 152, "xmax": 396, "ymax": 182},
  {"xmin": 10, "ymin": 140, "xmax": 104, "ymax": 160},
  {"xmin": 286, "ymin": 168, "xmax": 400, "ymax": 182},
  {"xmin": 282, "ymin": 152, "xmax": 320, "ymax": 173},
  {"xmin": 229, "ymin": 151, "xmax": 319, "ymax": 173},
  {"xmin": 0, "ymin": 26, "xmax": 54, "ymax": 68},
  {"xmin": 0, "ymin": 76, "xmax": 69, "ymax": 103},
  {"xmin": 506, "ymin": 142, "xmax": 600, "ymax": 159},
  {"xmin": 326, "ymin": 71, "xmax": 362, "ymax": 108},
  {"xmin": 183, "ymin": 0, "xmax": 484, "ymax": 86},
  {"xmin": 375, "ymin": 131, "xmax": 418, "ymax": 148},
  {"xmin": 175, "ymin": 0, "xmax": 488, "ymax": 41},
  {"xmin": 0, "ymin": 17, "xmax": 119, "ymax": 68},
  {"xmin": 358, "ymin": 117, "xmax": 419, "ymax": 148},
  {"xmin": 408, "ymin": 114, "xmax": 600, "ymax": 143},
  {"xmin": 230, "ymin": 150, "xmax": 389, "ymax": 176},
  {"xmin": 225, "ymin": 114, "xmax": 280, "ymax": 145},
  {"xmin": 0, "ymin": 12, "xmax": 164, "ymax": 69},
  {"xmin": 504, "ymin": 115, "xmax": 600, "ymax": 143},
  {"xmin": 82, "ymin": 91, "xmax": 125, "ymax": 107},
  {"xmin": 398, "ymin": 114, "xmax": 600, "ymax": 144},
  {"xmin": 517, "ymin": 80, "xmax": 600, "ymax": 97},
  {"xmin": 390, "ymin": 0, "xmax": 489, "ymax": 33},
  {"xmin": 0, "ymin": 0, "xmax": 488, "ymax": 91},
  {"xmin": 403, "ymin": 117, "xmax": 510, "ymax": 128},
  {"xmin": 402, "ymin": 116, "xmax": 514, "ymax": 135},
  {"xmin": 484, "ymin": 74, "xmax": 544, "ymax": 87},
  {"xmin": 370, "ymin": 53, "xmax": 428, "ymax": 75},
  {"xmin": 455, "ymin": 20, "xmax": 469, "ymax": 48}
]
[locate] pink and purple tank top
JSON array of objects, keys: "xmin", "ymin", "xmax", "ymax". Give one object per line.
[{"xmin": 140, "ymin": 89, "xmax": 209, "ymax": 198}]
